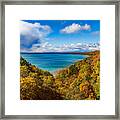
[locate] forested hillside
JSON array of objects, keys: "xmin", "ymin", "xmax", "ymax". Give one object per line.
[
  {"xmin": 20, "ymin": 51, "xmax": 100, "ymax": 100},
  {"xmin": 20, "ymin": 57, "xmax": 62, "ymax": 100}
]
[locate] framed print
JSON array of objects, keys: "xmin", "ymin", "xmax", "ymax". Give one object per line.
[{"xmin": 0, "ymin": 0, "xmax": 119, "ymax": 119}]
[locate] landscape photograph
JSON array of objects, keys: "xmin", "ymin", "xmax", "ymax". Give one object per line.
[{"xmin": 20, "ymin": 20, "xmax": 100, "ymax": 100}]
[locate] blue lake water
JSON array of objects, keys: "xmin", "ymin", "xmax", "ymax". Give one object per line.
[{"xmin": 21, "ymin": 53, "xmax": 87, "ymax": 72}]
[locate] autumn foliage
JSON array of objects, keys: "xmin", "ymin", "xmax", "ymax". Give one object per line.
[{"xmin": 20, "ymin": 51, "xmax": 100, "ymax": 100}]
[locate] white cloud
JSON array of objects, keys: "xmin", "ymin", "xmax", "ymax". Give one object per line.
[
  {"xmin": 60, "ymin": 23, "xmax": 91, "ymax": 34},
  {"xmin": 30, "ymin": 42, "xmax": 53, "ymax": 52},
  {"xmin": 81, "ymin": 24, "xmax": 91, "ymax": 30},
  {"xmin": 20, "ymin": 21, "xmax": 52, "ymax": 47},
  {"xmin": 60, "ymin": 23, "xmax": 81, "ymax": 34},
  {"xmin": 28, "ymin": 42, "xmax": 100, "ymax": 53}
]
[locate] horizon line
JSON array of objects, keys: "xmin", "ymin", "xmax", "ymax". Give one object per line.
[{"xmin": 20, "ymin": 50, "xmax": 99, "ymax": 54}]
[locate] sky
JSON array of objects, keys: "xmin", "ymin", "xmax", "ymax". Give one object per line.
[{"xmin": 20, "ymin": 20, "xmax": 100, "ymax": 53}]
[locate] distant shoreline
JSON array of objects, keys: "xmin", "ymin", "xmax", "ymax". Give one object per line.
[{"xmin": 21, "ymin": 50, "xmax": 99, "ymax": 55}]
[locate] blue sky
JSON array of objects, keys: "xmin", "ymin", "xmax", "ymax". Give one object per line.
[{"xmin": 20, "ymin": 20, "xmax": 100, "ymax": 52}]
